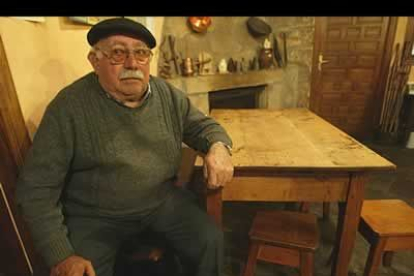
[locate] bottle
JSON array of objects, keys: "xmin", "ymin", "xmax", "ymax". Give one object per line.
[
  {"xmin": 218, "ymin": 59, "xmax": 228, "ymax": 74},
  {"xmin": 259, "ymin": 38, "xmax": 274, "ymax": 69},
  {"xmin": 182, "ymin": 58, "xmax": 194, "ymax": 77}
]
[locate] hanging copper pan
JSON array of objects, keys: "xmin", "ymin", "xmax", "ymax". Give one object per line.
[{"xmin": 188, "ymin": 17, "xmax": 212, "ymax": 33}]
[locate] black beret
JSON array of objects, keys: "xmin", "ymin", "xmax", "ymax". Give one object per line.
[{"xmin": 87, "ymin": 18, "xmax": 156, "ymax": 49}]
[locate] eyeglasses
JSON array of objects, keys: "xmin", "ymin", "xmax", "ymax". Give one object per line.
[{"xmin": 96, "ymin": 46, "xmax": 153, "ymax": 65}]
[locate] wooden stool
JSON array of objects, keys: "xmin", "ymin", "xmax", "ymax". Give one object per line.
[
  {"xmin": 359, "ymin": 199, "xmax": 414, "ymax": 276},
  {"xmin": 242, "ymin": 210, "xmax": 319, "ymax": 276}
]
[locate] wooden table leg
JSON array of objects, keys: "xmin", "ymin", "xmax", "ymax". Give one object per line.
[
  {"xmin": 382, "ymin": 251, "xmax": 394, "ymax": 267},
  {"xmin": 205, "ymin": 188, "xmax": 223, "ymax": 228},
  {"xmin": 323, "ymin": 202, "xmax": 331, "ymax": 220},
  {"xmin": 331, "ymin": 173, "xmax": 366, "ymax": 276},
  {"xmin": 189, "ymin": 168, "xmax": 223, "ymax": 228},
  {"xmin": 242, "ymin": 241, "xmax": 260, "ymax": 276}
]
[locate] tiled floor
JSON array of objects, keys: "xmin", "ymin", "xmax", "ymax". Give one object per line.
[{"xmin": 222, "ymin": 141, "xmax": 414, "ymax": 276}]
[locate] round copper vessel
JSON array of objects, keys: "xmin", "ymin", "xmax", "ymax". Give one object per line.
[{"xmin": 188, "ymin": 17, "xmax": 212, "ymax": 33}]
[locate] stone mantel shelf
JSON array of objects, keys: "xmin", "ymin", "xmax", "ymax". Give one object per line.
[{"xmin": 166, "ymin": 69, "xmax": 283, "ymax": 95}]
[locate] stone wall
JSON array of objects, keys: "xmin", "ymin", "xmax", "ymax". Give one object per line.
[{"xmin": 160, "ymin": 17, "xmax": 315, "ymax": 109}]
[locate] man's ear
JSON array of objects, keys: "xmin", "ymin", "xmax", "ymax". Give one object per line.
[{"xmin": 88, "ymin": 51, "xmax": 100, "ymax": 72}]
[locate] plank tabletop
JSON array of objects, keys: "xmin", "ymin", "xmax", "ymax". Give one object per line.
[{"xmin": 195, "ymin": 108, "xmax": 396, "ymax": 172}]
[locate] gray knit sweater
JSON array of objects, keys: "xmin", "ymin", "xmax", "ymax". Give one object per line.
[{"xmin": 15, "ymin": 72, "xmax": 232, "ymax": 267}]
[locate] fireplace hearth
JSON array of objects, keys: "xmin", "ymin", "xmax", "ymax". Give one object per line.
[{"xmin": 208, "ymin": 85, "xmax": 265, "ymax": 111}]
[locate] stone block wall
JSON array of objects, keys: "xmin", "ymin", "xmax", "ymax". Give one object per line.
[{"xmin": 160, "ymin": 17, "xmax": 315, "ymax": 109}]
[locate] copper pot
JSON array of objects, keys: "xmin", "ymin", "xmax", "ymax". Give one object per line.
[
  {"xmin": 188, "ymin": 17, "xmax": 212, "ymax": 33},
  {"xmin": 182, "ymin": 57, "xmax": 194, "ymax": 76}
]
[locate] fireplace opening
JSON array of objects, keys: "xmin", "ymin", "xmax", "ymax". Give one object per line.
[{"xmin": 208, "ymin": 85, "xmax": 265, "ymax": 111}]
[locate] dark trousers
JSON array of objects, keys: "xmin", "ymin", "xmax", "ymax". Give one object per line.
[{"xmin": 65, "ymin": 186, "xmax": 223, "ymax": 276}]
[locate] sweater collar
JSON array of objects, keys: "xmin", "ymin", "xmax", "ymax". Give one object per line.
[{"xmin": 100, "ymin": 80, "xmax": 152, "ymax": 107}]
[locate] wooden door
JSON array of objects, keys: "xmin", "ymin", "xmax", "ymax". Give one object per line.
[
  {"xmin": 310, "ymin": 17, "xmax": 397, "ymax": 139},
  {"xmin": 0, "ymin": 35, "xmax": 47, "ymax": 276}
]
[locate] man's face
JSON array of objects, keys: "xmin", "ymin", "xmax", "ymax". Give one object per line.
[{"xmin": 89, "ymin": 35, "xmax": 151, "ymax": 104}]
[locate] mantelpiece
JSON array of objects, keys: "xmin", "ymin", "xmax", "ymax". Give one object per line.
[{"xmin": 166, "ymin": 69, "xmax": 283, "ymax": 113}]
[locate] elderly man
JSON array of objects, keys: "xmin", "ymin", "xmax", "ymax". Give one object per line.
[{"xmin": 16, "ymin": 18, "xmax": 233, "ymax": 276}]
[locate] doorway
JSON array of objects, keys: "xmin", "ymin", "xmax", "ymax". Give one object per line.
[{"xmin": 310, "ymin": 17, "xmax": 397, "ymax": 139}]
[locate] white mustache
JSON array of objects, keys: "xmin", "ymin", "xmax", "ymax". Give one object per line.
[{"xmin": 119, "ymin": 70, "xmax": 144, "ymax": 80}]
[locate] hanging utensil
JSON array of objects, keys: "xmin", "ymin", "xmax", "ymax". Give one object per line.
[
  {"xmin": 281, "ymin": 32, "xmax": 288, "ymax": 67},
  {"xmin": 272, "ymin": 34, "xmax": 283, "ymax": 68},
  {"xmin": 246, "ymin": 17, "xmax": 272, "ymax": 38},
  {"xmin": 168, "ymin": 35, "xmax": 181, "ymax": 76}
]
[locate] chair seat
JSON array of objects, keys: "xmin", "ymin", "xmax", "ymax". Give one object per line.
[
  {"xmin": 249, "ymin": 210, "xmax": 319, "ymax": 250},
  {"xmin": 361, "ymin": 199, "xmax": 414, "ymax": 237}
]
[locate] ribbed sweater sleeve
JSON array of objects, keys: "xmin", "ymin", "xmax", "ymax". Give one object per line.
[
  {"xmin": 16, "ymin": 94, "xmax": 75, "ymax": 267},
  {"xmin": 163, "ymin": 81, "xmax": 233, "ymax": 153}
]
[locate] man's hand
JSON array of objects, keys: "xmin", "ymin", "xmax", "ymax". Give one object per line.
[
  {"xmin": 203, "ymin": 142, "xmax": 234, "ymax": 189},
  {"xmin": 50, "ymin": 255, "xmax": 95, "ymax": 276}
]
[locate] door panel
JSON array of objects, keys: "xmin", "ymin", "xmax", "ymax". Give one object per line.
[{"xmin": 310, "ymin": 17, "xmax": 395, "ymax": 138}]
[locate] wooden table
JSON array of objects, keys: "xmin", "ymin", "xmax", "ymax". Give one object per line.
[{"xmin": 190, "ymin": 108, "xmax": 396, "ymax": 276}]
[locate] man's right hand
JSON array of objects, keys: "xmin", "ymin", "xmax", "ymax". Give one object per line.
[{"xmin": 50, "ymin": 255, "xmax": 96, "ymax": 276}]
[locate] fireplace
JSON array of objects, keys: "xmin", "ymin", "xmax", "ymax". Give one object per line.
[
  {"xmin": 208, "ymin": 85, "xmax": 265, "ymax": 111},
  {"xmin": 167, "ymin": 69, "xmax": 283, "ymax": 114}
]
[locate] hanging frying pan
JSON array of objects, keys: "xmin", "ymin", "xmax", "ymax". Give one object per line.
[{"xmin": 246, "ymin": 17, "xmax": 272, "ymax": 37}]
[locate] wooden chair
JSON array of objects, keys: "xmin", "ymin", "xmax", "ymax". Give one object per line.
[
  {"xmin": 359, "ymin": 199, "xmax": 414, "ymax": 276},
  {"xmin": 242, "ymin": 210, "xmax": 319, "ymax": 276}
]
